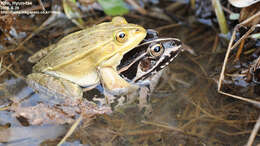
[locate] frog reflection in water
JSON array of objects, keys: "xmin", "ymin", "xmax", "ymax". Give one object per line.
[
  {"xmin": 26, "ymin": 17, "xmax": 147, "ymax": 103},
  {"xmin": 95, "ymin": 29, "xmax": 183, "ymax": 109}
]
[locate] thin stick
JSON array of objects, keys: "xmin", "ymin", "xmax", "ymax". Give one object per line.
[
  {"xmin": 141, "ymin": 120, "xmax": 184, "ymax": 133},
  {"xmin": 37, "ymin": 0, "xmax": 46, "ymax": 11},
  {"xmin": 218, "ymin": 11, "xmax": 260, "ymax": 91},
  {"xmin": 125, "ymin": 0, "xmax": 147, "ymax": 15},
  {"xmin": 57, "ymin": 114, "xmax": 83, "ymax": 146},
  {"xmin": 155, "ymin": 23, "xmax": 181, "ymax": 32},
  {"xmin": 218, "ymin": 24, "xmax": 260, "ymax": 91},
  {"xmin": 218, "ymin": 90, "xmax": 260, "ymax": 107},
  {"xmin": 234, "ymin": 39, "xmax": 245, "ymax": 61},
  {"xmin": 2, "ymin": 65, "xmax": 25, "ymax": 80},
  {"xmin": 246, "ymin": 115, "xmax": 260, "ymax": 146}
]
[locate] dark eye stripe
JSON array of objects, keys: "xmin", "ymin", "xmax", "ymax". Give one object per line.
[
  {"xmin": 156, "ymin": 51, "xmax": 180, "ymax": 71},
  {"xmin": 134, "ymin": 50, "xmax": 181, "ymax": 82}
]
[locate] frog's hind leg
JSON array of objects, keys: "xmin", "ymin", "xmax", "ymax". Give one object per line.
[
  {"xmin": 28, "ymin": 44, "xmax": 57, "ymax": 63},
  {"xmin": 27, "ymin": 73, "xmax": 83, "ymax": 102}
]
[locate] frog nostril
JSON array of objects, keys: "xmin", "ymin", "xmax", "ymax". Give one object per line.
[{"xmin": 136, "ymin": 28, "xmax": 140, "ymax": 32}]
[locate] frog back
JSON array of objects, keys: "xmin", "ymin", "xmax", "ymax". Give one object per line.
[{"xmin": 33, "ymin": 23, "xmax": 117, "ymax": 72}]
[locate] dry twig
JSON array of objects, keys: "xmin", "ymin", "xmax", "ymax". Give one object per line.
[{"xmin": 218, "ymin": 12, "xmax": 260, "ymax": 106}]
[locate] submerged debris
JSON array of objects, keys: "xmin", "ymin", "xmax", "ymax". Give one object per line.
[
  {"xmin": 11, "ymin": 98, "xmax": 112, "ymax": 125},
  {"xmin": 249, "ymin": 56, "xmax": 260, "ymax": 84}
]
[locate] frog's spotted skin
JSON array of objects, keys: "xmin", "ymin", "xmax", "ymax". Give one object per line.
[{"xmin": 27, "ymin": 17, "xmax": 147, "ymax": 101}]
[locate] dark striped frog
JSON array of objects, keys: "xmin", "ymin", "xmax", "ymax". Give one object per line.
[{"xmin": 101, "ymin": 29, "xmax": 183, "ymax": 109}]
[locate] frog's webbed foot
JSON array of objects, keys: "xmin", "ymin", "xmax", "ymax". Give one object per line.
[{"xmin": 27, "ymin": 73, "xmax": 83, "ymax": 103}]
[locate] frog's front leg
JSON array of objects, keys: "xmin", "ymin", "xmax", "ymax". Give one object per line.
[
  {"xmin": 99, "ymin": 67, "xmax": 139, "ymax": 95},
  {"xmin": 27, "ymin": 73, "xmax": 83, "ymax": 101},
  {"xmin": 99, "ymin": 53, "xmax": 139, "ymax": 95}
]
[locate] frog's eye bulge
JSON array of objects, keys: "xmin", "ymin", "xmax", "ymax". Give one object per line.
[
  {"xmin": 149, "ymin": 43, "xmax": 164, "ymax": 57},
  {"xmin": 116, "ymin": 31, "xmax": 128, "ymax": 43}
]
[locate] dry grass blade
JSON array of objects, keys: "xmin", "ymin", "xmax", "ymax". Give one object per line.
[
  {"xmin": 212, "ymin": 0, "xmax": 229, "ymax": 34},
  {"xmin": 218, "ymin": 27, "xmax": 260, "ymax": 106},
  {"xmin": 234, "ymin": 39, "xmax": 245, "ymax": 61},
  {"xmin": 63, "ymin": 0, "xmax": 85, "ymax": 29},
  {"xmin": 57, "ymin": 114, "xmax": 83, "ymax": 146},
  {"xmin": 125, "ymin": 129, "xmax": 163, "ymax": 136},
  {"xmin": 218, "ymin": 12, "xmax": 260, "ymax": 106},
  {"xmin": 2, "ymin": 65, "xmax": 25, "ymax": 80},
  {"xmin": 141, "ymin": 120, "xmax": 184, "ymax": 133},
  {"xmin": 0, "ymin": 55, "xmax": 23, "ymax": 77},
  {"xmin": 125, "ymin": 0, "xmax": 147, "ymax": 15},
  {"xmin": 155, "ymin": 23, "xmax": 181, "ymax": 33},
  {"xmin": 0, "ymin": 57, "xmax": 3, "ymax": 72},
  {"xmin": 190, "ymin": 0, "xmax": 196, "ymax": 9},
  {"xmin": 207, "ymin": 35, "xmax": 219, "ymax": 66},
  {"xmin": 218, "ymin": 91, "xmax": 260, "ymax": 107},
  {"xmin": 217, "ymin": 129, "xmax": 253, "ymax": 136},
  {"xmin": 246, "ymin": 115, "xmax": 260, "ymax": 146},
  {"xmin": 37, "ymin": 0, "xmax": 46, "ymax": 10},
  {"xmin": 186, "ymin": 54, "xmax": 208, "ymax": 77}
]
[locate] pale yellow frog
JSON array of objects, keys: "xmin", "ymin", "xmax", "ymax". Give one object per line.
[{"xmin": 27, "ymin": 17, "xmax": 147, "ymax": 101}]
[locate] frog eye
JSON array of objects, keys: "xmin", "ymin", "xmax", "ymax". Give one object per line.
[
  {"xmin": 149, "ymin": 44, "xmax": 164, "ymax": 57},
  {"xmin": 116, "ymin": 31, "xmax": 128, "ymax": 43}
]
